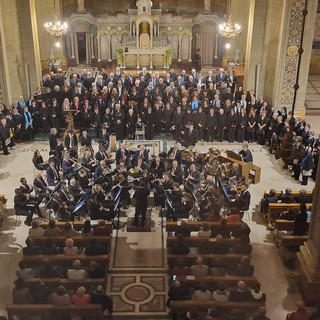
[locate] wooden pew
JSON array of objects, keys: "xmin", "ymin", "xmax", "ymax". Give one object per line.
[
  {"xmin": 274, "ymin": 219, "xmax": 310, "ymax": 237},
  {"xmin": 22, "ymin": 254, "xmax": 109, "ymax": 266},
  {"xmin": 279, "ymin": 235, "xmax": 308, "ymax": 248},
  {"xmin": 25, "ymin": 277, "xmax": 106, "ymax": 289},
  {"xmin": 174, "ymin": 275, "xmax": 258, "ymax": 287},
  {"xmin": 29, "ymin": 235, "xmax": 111, "ymax": 248},
  {"xmin": 170, "ymin": 300, "xmax": 265, "ymax": 313},
  {"xmin": 267, "ymin": 203, "xmax": 312, "ymax": 229},
  {"xmin": 263, "ymin": 190, "xmax": 313, "ymax": 198},
  {"xmin": 167, "ymin": 236, "xmax": 241, "ymax": 250},
  {"xmin": 166, "ymin": 221, "xmax": 242, "ymax": 233},
  {"xmin": 167, "ymin": 254, "xmax": 248, "ymax": 268},
  {"xmin": 40, "ymin": 220, "xmax": 113, "ymax": 234},
  {"xmin": 6, "ymin": 304, "xmax": 102, "ymax": 320}
]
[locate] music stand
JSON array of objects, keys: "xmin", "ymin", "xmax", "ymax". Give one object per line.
[
  {"xmin": 113, "ymin": 186, "xmax": 131, "ymax": 229},
  {"xmin": 72, "ymin": 200, "xmax": 86, "ymax": 222}
]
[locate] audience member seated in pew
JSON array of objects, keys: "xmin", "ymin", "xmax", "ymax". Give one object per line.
[
  {"xmin": 39, "ymin": 259, "xmax": 59, "ymax": 278},
  {"xmin": 250, "ymin": 306, "xmax": 270, "ymax": 320},
  {"xmin": 293, "ymin": 204, "xmax": 309, "ymax": 236},
  {"xmin": 44, "ymin": 220, "xmax": 62, "ymax": 237},
  {"xmin": 67, "ymin": 259, "xmax": 86, "ymax": 280},
  {"xmin": 260, "ymin": 189, "xmax": 278, "ymax": 215},
  {"xmin": 30, "ymin": 280, "xmax": 50, "ymax": 304},
  {"xmin": 171, "ymin": 258, "xmax": 191, "ymax": 277},
  {"xmin": 50, "ymin": 285, "xmax": 71, "ymax": 304},
  {"xmin": 226, "ymin": 209, "xmax": 242, "ymax": 223},
  {"xmin": 197, "ymin": 222, "xmax": 211, "ymax": 237},
  {"xmin": 12, "ymin": 278, "xmax": 31, "ymax": 304},
  {"xmin": 167, "ymin": 280, "xmax": 189, "ymax": 308},
  {"xmin": 209, "ymin": 235, "xmax": 230, "ymax": 254},
  {"xmin": 231, "ymin": 256, "xmax": 255, "ymax": 277},
  {"xmin": 61, "ymin": 222, "xmax": 78, "ymax": 237},
  {"xmin": 229, "ymin": 281, "xmax": 254, "ymax": 302},
  {"xmin": 190, "ymin": 257, "xmax": 209, "ymax": 276},
  {"xmin": 81, "ymin": 220, "xmax": 94, "ymax": 236},
  {"xmin": 169, "ymin": 234, "xmax": 190, "ymax": 255},
  {"xmin": 64, "ymin": 238, "xmax": 80, "ymax": 256},
  {"xmin": 212, "ymin": 284, "xmax": 230, "ymax": 302},
  {"xmin": 286, "ymin": 301, "xmax": 311, "ymax": 320},
  {"xmin": 84, "ymin": 238, "xmax": 108, "ymax": 255},
  {"xmin": 294, "ymin": 189, "xmax": 313, "ymax": 204},
  {"xmin": 211, "ymin": 218, "xmax": 231, "ymax": 239},
  {"xmin": 279, "ymin": 188, "xmax": 295, "ymax": 203},
  {"xmin": 41, "ymin": 238, "xmax": 59, "ymax": 255},
  {"xmin": 92, "ymin": 220, "xmax": 111, "ymax": 236},
  {"xmin": 250, "ymin": 283, "xmax": 266, "ymax": 303},
  {"xmin": 88, "ymin": 261, "xmax": 106, "ymax": 279},
  {"xmin": 71, "ymin": 286, "xmax": 90, "ymax": 305},
  {"xmin": 16, "ymin": 261, "xmax": 34, "ymax": 280},
  {"xmin": 175, "ymin": 220, "xmax": 191, "ymax": 237},
  {"xmin": 205, "ymin": 207, "xmax": 222, "ymax": 223},
  {"xmin": 91, "ymin": 285, "xmax": 113, "ymax": 316},
  {"xmin": 192, "ymin": 283, "xmax": 211, "ymax": 300},
  {"xmin": 234, "ymin": 234, "xmax": 252, "ymax": 255},
  {"xmin": 231, "ymin": 221, "xmax": 251, "ymax": 239},
  {"xmin": 210, "ymin": 258, "xmax": 226, "ymax": 276},
  {"xmin": 28, "ymin": 220, "xmax": 44, "ymax": 237},
  {"xmin": 279, "ymin": 207, "xmax": 299, "ymax": 221},
  {"xmin": 23, "ymin": 238, "xmax": 40, "ymax": 256}
]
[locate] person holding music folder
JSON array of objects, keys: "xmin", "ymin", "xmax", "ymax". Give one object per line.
[
  {"xmin": 169, "ymin": 159, "xmax": 183, "ymax": 183},
  {"xmin": 133, "ymin": 181, "xmax": 150, "ymax": 227},
  {"xmin": 0, "ymin": 116, "xmax": 10, "ymax": 155},
  {"xmin": 239, "ymin": 143, "xmax": 253, "ymax": 163},
  {"xmin": 116, "ymin": 142, "xmax": 131, "ymax": 167},
  {"xmin": 95, "ymin": 145, "xmax": 109, "ymax": 162},
  {"xmin": 167, "ymin": 142, "xmax": 182, "ymax": 164},
  {"xmin": 46, "ymin": 160, "xmax": 61, "ymax": 187},
  {"xmin": 171, "ymin": 192, "xmax": 193, "ymax": 221},
  {"xmin": 81, "ymin": 148, "xmax": 97, "ymax": 173}
]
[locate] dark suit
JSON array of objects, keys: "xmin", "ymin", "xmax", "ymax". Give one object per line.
[
  {"xmin": 167, "ymin": 148, "xmax": 182, "ymax": 164},
  {"xmin": 184, "ymin": 128, "xmax": 198, "ymax": 147},
  {"xmin": 46, "ymin": 165, "xmax": 60, "ymax": 186},
  {"xmin": 116, "ymin": 148, "xmax": 130, "ymax": 166}
]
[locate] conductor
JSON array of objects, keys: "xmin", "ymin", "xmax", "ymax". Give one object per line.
[{"xmin": 133, "ymin": 181, "xmax": 150, "ymax": 227}]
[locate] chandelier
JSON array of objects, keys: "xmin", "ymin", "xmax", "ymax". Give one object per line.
[
  {"xmin": 44, "ymin": 0, "xmax": 68, "ymax": 38},
  {"xmin": 218, "ymin": 15, "xmax": 241, "ymax": 39}
]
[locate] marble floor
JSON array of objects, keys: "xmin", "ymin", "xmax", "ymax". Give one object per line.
[{"xmin": 0, "ymin": 116, "xmax": 318, "ymax": 319}]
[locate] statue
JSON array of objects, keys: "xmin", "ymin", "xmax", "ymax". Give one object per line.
[
  {"xmin": 76, "ymin": 0, "xmax": 86, "ymax": 13},
  {"xmin": 204, "ymin": 0, "xmax": 211, "ymax": 12},
  {"xmin": 130, "ymin": 0, "xmax": 137, "ymax": 9},
  {"xmin": 235, "ymin": 48, "xmax": 240, "ymax": 63}
]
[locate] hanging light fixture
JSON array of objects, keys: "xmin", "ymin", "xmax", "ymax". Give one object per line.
[
  {"xmin": 218, "ymin": 0, "xmax": 241, "ymax": 39},
  {"xmin": 218, "ymin": 15, "xmax": 241, "ymax": 39},
  {"xmin": 44, "ymin": 0, "xmax": 68, "ymax": 38}
]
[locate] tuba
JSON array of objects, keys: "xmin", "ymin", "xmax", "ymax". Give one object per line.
[
  {"xmin": 183, "ymin": 146, "xmax": 195, "ymax": 161},
  {"xmin": 205, "ymin": 148, "xmax": 221, "ymax": 175}
]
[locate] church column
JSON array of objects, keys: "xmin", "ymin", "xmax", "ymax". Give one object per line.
[
  {"xmin": 70, "ymin": 33, "xmax": 75, "ymax": 58},
  {"xmin": 97, "ymin": 35, "xmax": 101, "ymax": 61},
  {"xmin": 137, "ymin": 54, "xmax": 140, "ymax": 69},
  {"xmin": 150, "ymin": 54, "xmax": 153, "ymax": 69},
  {"xmin": 86, "ymin": 33, "xmax": 90, "ymax": 64},
  {"xmin": 298, "ymin": 159, "xmax": 320, "ymax": 303},
  {"xmin": 107, "ymin": 35, "xmax": 111, "ymax": 62},
  {"xmin": 188, "ymin": 36, "xmax": 193, "ymax": 62},
  {"xmin": 178, "ymin": 36, "xmax": 182, "ymax": 62},
  {"xmin": 214, "ymin": 34, "xmax": 218, "ymax": 59},
  {"xmin": 163, "ymin": 54, "xmax": 166, "ymax": 68},
  {"xmin": 90, "ymin": 34, "xmax": 95, "ymax": 59}
]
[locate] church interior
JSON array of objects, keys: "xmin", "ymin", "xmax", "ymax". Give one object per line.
[{"xmin": 0, "ymin": 0, "xmax": 320, "ymax": 320}]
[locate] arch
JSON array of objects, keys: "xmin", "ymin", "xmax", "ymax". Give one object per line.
[{"xmin": 160, "ymin": 33, "xmax": 168, "ymax": 45}]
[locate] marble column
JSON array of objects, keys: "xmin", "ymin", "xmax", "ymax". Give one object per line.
[
  {"xmin": 90, "ymin": 34, "xmax": 95, "ymax": 59},
  {"xmin": 188, "ymin": 36, "xmax": 193, "ymax": 62},
  {"xmin": 298, "ymin": 159, "xmax": 320, "ymax": 303},
  {"xmin": 86, "ymin": 33, "xmax": 90, "ymax": 64},
  {"xmin": 97, "ymin": 35, "xmax": 101, "ymax": 61},
  {"xmin": 178, "ymin": 36, "xmax": 182, "ymax": 62},
  {"xmin": 137, "ymin": 54, "xmax": 140, "ymax": 68},
  {"xmin": 70, "ymin": 33, "xmax": 75, "ymax": 58},
  {"xmin": 107, "ymin": 35, "xmax": 111, "ymax": 62},
  {"xmin": 150, "ymin": 54, "xmax": 153, "ymax": 69}
]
